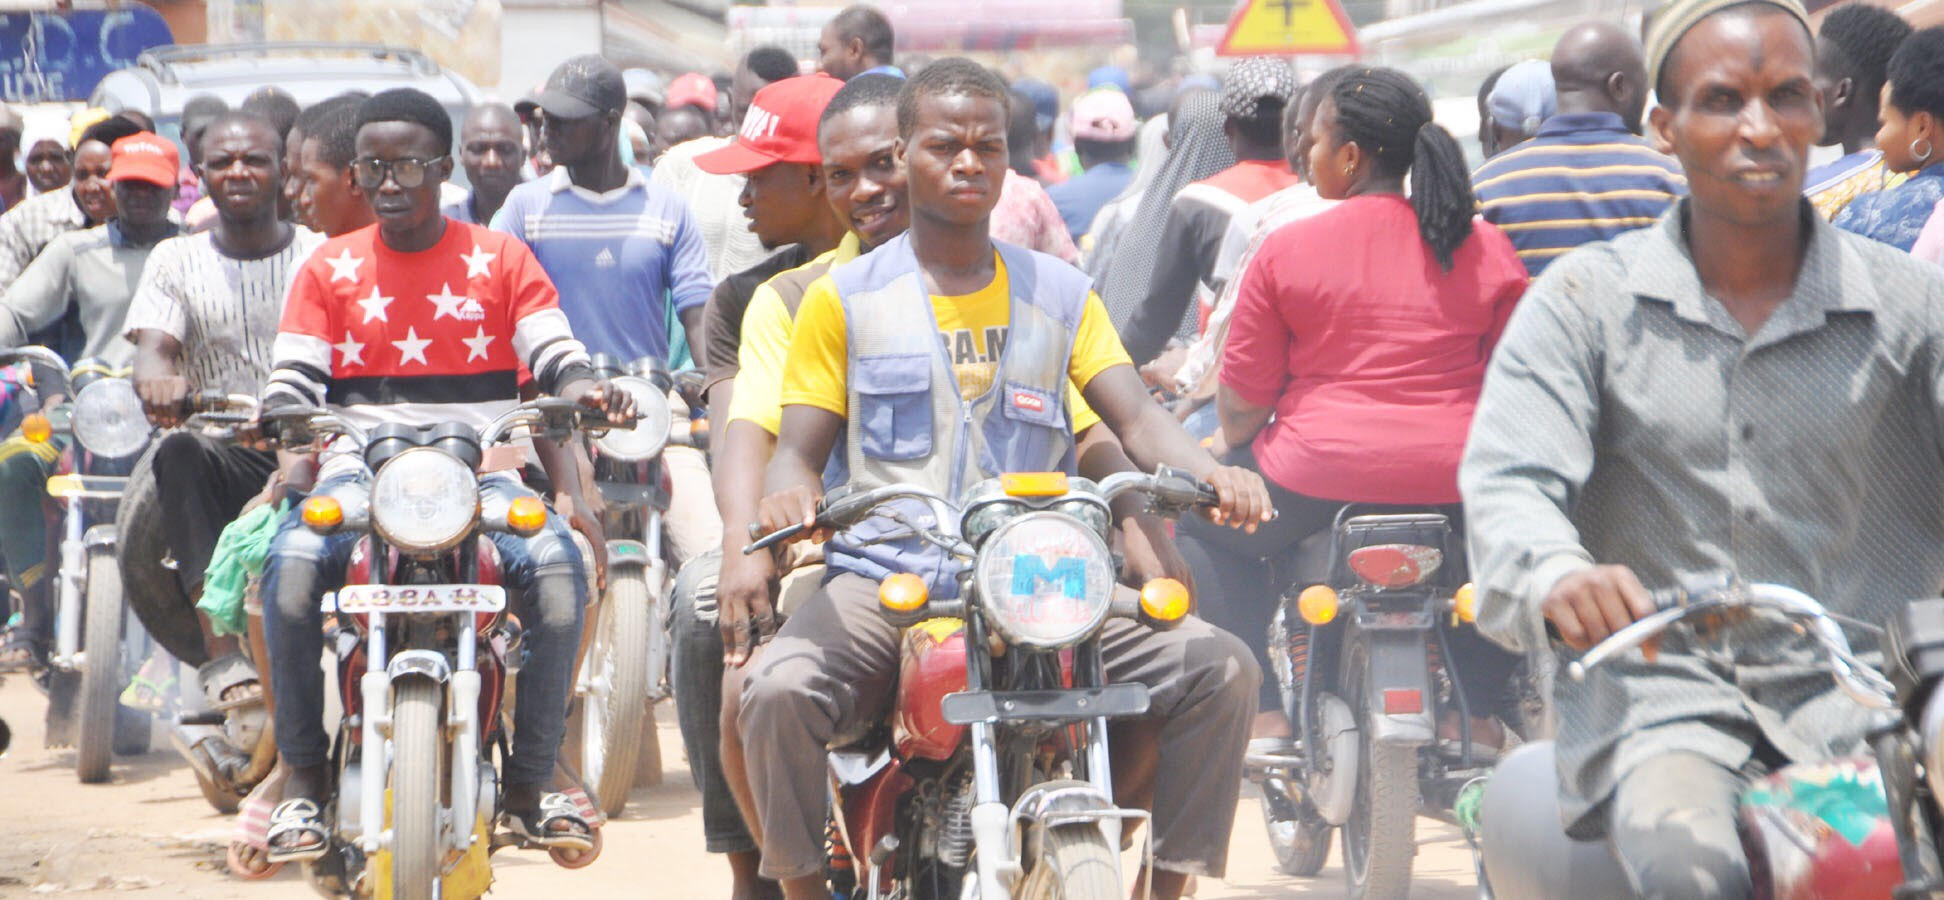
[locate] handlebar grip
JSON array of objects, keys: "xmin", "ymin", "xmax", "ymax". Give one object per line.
[{"xmin": 742, "ymin": 522, "xmax": 806, "ymax": 556}]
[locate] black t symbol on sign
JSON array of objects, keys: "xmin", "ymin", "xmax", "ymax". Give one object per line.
[{"xmin": 1276, "ymin": 0, "xmax": 1311, "ymax": 26}]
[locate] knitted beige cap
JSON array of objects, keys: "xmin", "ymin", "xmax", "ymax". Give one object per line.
[{"xmin": 1644, "ymin": 0, "xmax": 1810, "ymax": 95}]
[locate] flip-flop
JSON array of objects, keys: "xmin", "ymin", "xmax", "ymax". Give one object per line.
[
  {"xmin": 503, "ymin": 792, "xmax": 593, "ymax": 850},
  {"xmin": 265, "ymin": 797, "xmax": 330, "ymax": 863}
]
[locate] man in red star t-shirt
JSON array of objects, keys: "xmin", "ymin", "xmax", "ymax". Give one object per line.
[{"xmin": 256, "ymin": 88, "xmax": 633, "ymax": 862}]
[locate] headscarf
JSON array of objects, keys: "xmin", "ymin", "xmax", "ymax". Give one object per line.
[
  {"xmin": 18, "ymin": 118, "xmax": 68, "ymax": 198},
  {"xmin": 1644, "ymin": 0, "xmax": 1809, "ymax": 95},
  {"xmin": 1097, "ymin": 92, "xmax": 1235, "ymax": 331}
]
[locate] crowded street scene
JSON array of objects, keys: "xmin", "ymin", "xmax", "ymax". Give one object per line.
[{"xmin": 4, "ymin": 0, "xmax": 1944, "ymax": 896}]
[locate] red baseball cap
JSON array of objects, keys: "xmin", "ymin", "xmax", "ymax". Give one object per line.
[
  {"xmin": 665, "ymin": 72, "xmax": 718, "ymax": 113},
  {"xmin": 694, "ymin": 75, "xmax": 844, "ymax": 175},
  {"xmin": 107, "ymin": 133, "xmax": 179, "ymax": 188}
]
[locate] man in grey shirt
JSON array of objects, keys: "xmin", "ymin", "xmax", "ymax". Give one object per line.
[
  {"xmin": 0, "ymin": 132, "xmax": 181, "ymax": 363},
  {"xmin": 1460, "ymin": 0, "xmax": 1944, "ymax": 896}
]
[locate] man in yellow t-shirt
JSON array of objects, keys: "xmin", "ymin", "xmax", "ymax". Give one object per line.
[{"xmin": 741, "ymin": 59, "xmax": 1271, "ymax": 900}]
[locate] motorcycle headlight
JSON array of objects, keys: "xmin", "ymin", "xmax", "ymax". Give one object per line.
[
  {"xmin": 370, "ymin": 447, "xmax": 479, "ymax": 554},
  {"xmin": 70, "ymin": 378, "xmax": 149, "ymax": 459},
  {"xmin": 593, "ymin": 375, "xmax": 672, "ymax": 462},
  {"xmin": 961, "ymin": 499, "xmax": 1024, "ymax": 548},
  {"xmin": 1053, "ymin": 497, "xmax": 1111, "ymax": 536},
  {"xmin": 973, "ymin": 511, "xmax": 1117, "ymax": 649}
]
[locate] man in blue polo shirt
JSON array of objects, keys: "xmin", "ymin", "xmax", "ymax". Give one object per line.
[
  {"xmin": 1472, "ymin": 21, "xmax": 1687, "ymax": 277},
  {"xmin": 493, "ymin": 55, "xmax": 722, "ymax": 571},
  {"xmin": 493, "ymin": 54, "xmax": 714, "ymax": 365}
]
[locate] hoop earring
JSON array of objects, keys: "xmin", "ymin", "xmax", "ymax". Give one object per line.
[{"xmin": 1914, "ymin": 137, "xmax": 1936, "ymax": 163}]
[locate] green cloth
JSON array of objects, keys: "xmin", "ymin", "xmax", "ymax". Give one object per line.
[{"xmin": 198, "ymin": 500, "xmax": 287, "ymax": 636}]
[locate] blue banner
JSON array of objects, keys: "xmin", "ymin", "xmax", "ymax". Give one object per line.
[{"xmin": 0, "ymin": 6, "xmax": 174, "ymax": 104}]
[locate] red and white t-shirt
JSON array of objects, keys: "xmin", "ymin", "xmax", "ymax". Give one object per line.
[{"xmin": 264, "ymin": 218, "xmax": 591, "ymax": 436}]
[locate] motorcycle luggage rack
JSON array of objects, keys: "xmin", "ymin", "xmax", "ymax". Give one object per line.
[{"xmin": 1327, "ymin": 508, "xmax": 1461, "ymax": 589}]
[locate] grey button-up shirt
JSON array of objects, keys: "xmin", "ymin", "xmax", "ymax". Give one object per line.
[{"xmin": 1460, "ymin": 203, "xmax": 1944, "ymax": 835}]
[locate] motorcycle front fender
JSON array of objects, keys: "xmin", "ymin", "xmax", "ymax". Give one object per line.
[
  {"xmin": 1351, "ymin": 625, "xmax": 1434, "ymax": 746},
  {"xmin": 604, "ymin": 539, "xmax": 652, "ymax": 570}
]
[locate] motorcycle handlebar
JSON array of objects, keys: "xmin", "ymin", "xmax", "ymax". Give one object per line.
[
  {"xmin": 741, "ymin": 483, "xmax": 956, "ymax": 556},
  {"xmin": 1567, "ymin": 581, "xmax": 1896, "ymax": 711}
]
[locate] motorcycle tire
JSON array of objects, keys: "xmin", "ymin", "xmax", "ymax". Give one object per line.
[
  {"xmin": 1016, "ymin": 822, "xmax": 1121, "ymax": 900},
  {"xmin": 1341, "ymin": 640, "xmax": 1418, "ymax": 900},
  {"xmin": 581, "ymin": 567, "xmax": 652, "ymax": 818},
  {"xmin": 115, "ymin": 444, "xmax": 205, "ymax": 667},
  {"xmin": 1260, "ymin": 792, "xmax": 1332, "ymax": 877},
  {"xmin": 390, "ymin": 679, "xmax": 445, "ymax": 900},
  {"xmin": 77, "ymin": 546, "xmax": 127, "ymax": 782}
]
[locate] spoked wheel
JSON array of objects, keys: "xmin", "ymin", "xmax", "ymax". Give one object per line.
[
  {"xmin": 226, "ymin": 841, "xmax": 284, "ymax": 880},
  {"xmin": 1260, "ymin": 785, "xmax": 1333, "ymax": 877},
  {"xmin": 549, "ymin": 826, "xmax": 604, "ymax": 869},
  {"xmin": 1016, "ymin": 822, "xmax": 1121, "ymax": 900},
  {"xmin": 78, "ymin": 546, "xmax": 131, "ymax": 782},
  {"xmin": 390, "ymin": 679, "xmax": 445, "ymax": 900},
  {"xmin": 580, "ymin": 567, "xmax": 652, "ymax": 818},
  {"xmin": 1341, "ymin": 639, "xmax": 1420, "ymax": 900}
]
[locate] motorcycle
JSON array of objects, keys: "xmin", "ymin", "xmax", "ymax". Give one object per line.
[
  {"xmin": 1474, "ymin": 581, "xmax": 1935, "ymax": 899},
  {"xmin": 745, "ymin": 467, "xmax": 1217, "ymax": 900},
  {"xmin": 3, "ymin": 346, "xmax": 159, "ymax": 782},
  {"xmin": 1246, "ymin": 506, "xmax": 1512, "ymax": 898},
  {"xmin": 569, "ymin": 353, "xmax": 699, "ymax": 817},
  {"xmin": 259, "ymin": 398, "xmax": 620, "ymax": 899}
]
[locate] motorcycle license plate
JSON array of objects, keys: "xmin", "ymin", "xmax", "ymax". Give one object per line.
[{"xmin": 329, "ymin": 584, "xmax": 507, "ymax": 614}]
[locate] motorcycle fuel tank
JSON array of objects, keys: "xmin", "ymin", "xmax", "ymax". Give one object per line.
[
  {"xmin": 895, "ymin": 618, "xmax": 969, "ymax": 761},
  {"xmin": 1743, "ymin": 756, "xmax": 1904, "ymax": 900}
]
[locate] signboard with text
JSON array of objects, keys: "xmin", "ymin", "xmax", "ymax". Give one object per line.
[{"xmin": 0, "ymin": 6, "xmax": 174, "ymax": 104}]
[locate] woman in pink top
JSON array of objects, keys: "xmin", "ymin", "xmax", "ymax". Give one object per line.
[{"xmin": 1174, "ymin": 66, "xmax": 1530, "ymax": 743}]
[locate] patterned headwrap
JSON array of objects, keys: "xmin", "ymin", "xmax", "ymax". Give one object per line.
[
  {"xmin": 1219, "ymin": 57, "xmax": 1297, "ymax": 121},
  {"xmin": 1645, "ymin": 0, "xmax": 1810, "ymax": 95}
]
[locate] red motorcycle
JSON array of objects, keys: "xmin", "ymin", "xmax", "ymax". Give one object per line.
[{"xmin": 747, "ymin": 467, "xmax": 1217, "ymax": 900}]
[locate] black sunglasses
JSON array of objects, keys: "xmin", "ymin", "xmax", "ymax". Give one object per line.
[{"xmin": 350, "ymin": 155, "xmax": 449, "ymax": 190}]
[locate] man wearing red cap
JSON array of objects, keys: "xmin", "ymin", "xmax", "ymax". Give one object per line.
[
  {"xmin": 0, "ymin": 131, "xmax": 179, "ymax": 362},
  {"xmin": 675, "ymin": 71, "xmax": 848, "ymax": 900}
]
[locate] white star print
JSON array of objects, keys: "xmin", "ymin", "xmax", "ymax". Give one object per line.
[
  {"xmin": 461, "ymin": 326, "xmax": 495, "ymax": 362},
  {"xmin": 356, "ymin": 287, "xmax": 393, "ymax": 324},
  {"xmin": 324, "ymin": 248, "xmax": 363, "ymax": 283},
  {"xmin": 460, "ymin": 244, "xmax": 496, "ymax": 280},
  {"xmin": 391, "ymin": 327, "xmax": 432, "ymax": 366},
  {"xmin": 333, "ymin": 332, "xmax": 365, "ymax": 366},
  {"xmin": 427, "ymin": 283, "xmax": 469, "ymax": 321}
]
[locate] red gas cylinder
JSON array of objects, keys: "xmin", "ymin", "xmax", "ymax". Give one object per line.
[
  {"xmin": 1742, "ymin": 756, "xmax": 1904, "ymax": 900},
  {"xmin": 894, "ymin": 618, "xmax": 969, "ymax": 761}
]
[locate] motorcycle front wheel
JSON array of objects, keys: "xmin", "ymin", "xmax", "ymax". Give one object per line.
[
  {"xmin": 1016, "ymin": 822, "xmax": 1120, "ymax": 900},
  {"xmin": 390, "ymin": 679, "xmax": 446, "ymax": 900},
  {"xmin": 78, "ymin": 545, "xmax": 133, "ymax": 781},
  {"xmin": 581, "ymin": 566, "xmax": 652, "ymax": 818},
  {"xmin": 1341, "ymin": 639, "xmax": 1418, "ymax": 899}
]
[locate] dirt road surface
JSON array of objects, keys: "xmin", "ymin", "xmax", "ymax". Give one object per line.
[{"xmin": 0, "ymin": 677, "xmax": 1479, "ymax": 898}]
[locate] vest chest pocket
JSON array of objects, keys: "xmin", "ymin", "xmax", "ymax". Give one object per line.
[{"xmin": 854, "ymin": 353, "xmax": 934, "ymax": 461}]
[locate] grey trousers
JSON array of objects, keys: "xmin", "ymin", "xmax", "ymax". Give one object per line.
[
  {"xmin": 738, "ymin": 572, "xmax": 1260, "ymax": 881},
  {"xmin": 1608, "ymin": 750, "xmax": 1754, "ymax": 900}
]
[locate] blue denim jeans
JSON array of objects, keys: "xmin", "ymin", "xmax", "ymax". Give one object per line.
[{"xmin": 260, "ymin": 472, "xmax": 586, "ymax": 787}]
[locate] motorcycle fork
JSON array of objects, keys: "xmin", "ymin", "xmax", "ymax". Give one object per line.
[
  {"xmin": 963, "ymin": 611, "xmax": 1020, "ymax": 900},
  {"xmin": 53, "ymin": 493, "xmax": 83, "ymax": 667},
  {"xmin": 449, "ymin": 546, "xmax": 484, "ymax": 854}
]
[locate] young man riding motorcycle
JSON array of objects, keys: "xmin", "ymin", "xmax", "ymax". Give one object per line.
[
  {"xmin": 748, "ymin": 60, "xmax": 1271, "ymax": 900},
  {"xmin": 1460, "ymin": 0, "xmax": 1944, "ymax": 896},
  {"xmin": 252, "ymin": 88, "xmax": 635, "ymax": 862}
]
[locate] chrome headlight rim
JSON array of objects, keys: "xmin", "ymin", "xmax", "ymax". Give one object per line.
[
  {"xmin": 370, "ymin": 447, "xmax": 480, "ymax": 554},
  {"xmin": 972, "ymin": 510, "xmax": 1117, "ymax": 650},
  {"xmin": 70, "ymin": 378, "xmax": 150, "ymax": 459},
  {"xmin": 960, "ymin": 498, "xmax": 1027, "ymax": 548},
  {"xmin": 592, "ymin": 375, "xmax": 672, "ymax": 462}
]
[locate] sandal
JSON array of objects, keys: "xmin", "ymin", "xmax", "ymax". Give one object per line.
[
  {"xmin": 265, "ymin": 797, "xmax": 330, "ymax": 863},
  {"xmin": 120, "ymin": 651, "xmax": 178, "ymax": 712},
  {"xmin": 503, "ymin": 792, "xmax": 593, "ymax": 850},
  {"xmin": 198, "ymin": 653, "xmax": 262, "ymax": 713},
  {"xmin": 0, "ymin": 628, "xmax": 46, "ymax": 672}
]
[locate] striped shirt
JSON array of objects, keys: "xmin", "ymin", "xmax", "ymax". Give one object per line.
[
  {"xmin": 123, "ymin": 226, "xmax": 324, "ymax": 396},
  {"xmin": 492, "ymin": 166, "xmax": 713, "ymax": 364},
  {"xmin": 1472, "ymin": 112, "xmax": 1686, "ymax": 277},
  {"xmin": 0, "ymin": 189, "xmax": 88, "ymax": 286}
]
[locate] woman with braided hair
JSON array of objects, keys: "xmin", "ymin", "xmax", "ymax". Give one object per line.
[{"xmin": 1172, "ymin": 66, "xmax": 1529, "ymax": 746}]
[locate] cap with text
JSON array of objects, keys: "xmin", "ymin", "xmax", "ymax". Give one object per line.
[
  {"xmin": 694, "ymin": 75, "xmax": 845, "ymax": 175},
  {"xmin": 107, "ymin": 133, "xmax": 180, "ymax": 187}
]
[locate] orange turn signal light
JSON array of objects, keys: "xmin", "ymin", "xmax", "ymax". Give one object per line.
[
  {"xmin": 878, "ymin": 572, "xmax": 930, "ymax": 613},
  {"xmin": 1297, "ymin": 585, "xmax": 1339, "ymax": 626},
  {"xmin": 1452, "ymin": 582, "xmax": 1477, "ymax": 624},
  {"xmin": 20, "ymin": 412, "xmax": 51, "ymax": 444},
  {"xmin": 507, "ymin": 496, "xmax": 548, "ymax": 535},
  {"xmin": 1001, "ymin": 471, "xmax": 1069, "ymax": 497},
  {"xmin": 1139, "ymin": 578, "xmax": 1191, "ymax": 623},
  {"xmin": 301, "ymin": 496, "xmax": 344, "ymax": 531}
]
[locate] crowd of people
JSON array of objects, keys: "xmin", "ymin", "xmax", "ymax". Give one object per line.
[{"xmin": 0, "ymin": 0, "xmax": 1942, "ymax": 896}]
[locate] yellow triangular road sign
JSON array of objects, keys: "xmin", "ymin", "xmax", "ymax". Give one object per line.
[{"xmin": 1216, "ymin": 0, "xmax": 1359, "ymax": 56}]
